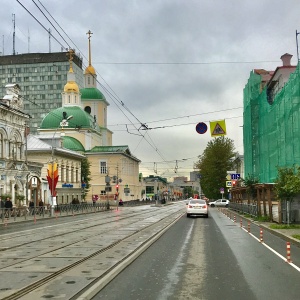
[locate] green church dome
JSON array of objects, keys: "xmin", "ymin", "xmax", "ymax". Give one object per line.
[
  {"xmin": 40, "ymin": 106, "xmax": 100, "ymax": 132},
  {"xmin": 80, "ymin": 87, "xmax": 106, "ymax": 101},
  {"xmin": 62, "ymin": 136, "xmax": 85, "ymax": 152}
]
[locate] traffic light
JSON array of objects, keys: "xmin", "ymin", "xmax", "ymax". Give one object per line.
[
  {"xmin": 232, "ymin": 180, "xmax": 237, "ymax": 187},
  {"xmin": 116, "ymin": 184, "xmax": 119, "ymax": 191}
]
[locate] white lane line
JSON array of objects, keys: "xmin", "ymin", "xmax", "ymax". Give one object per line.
[
  {"xmin": 227, "ymin": 211, "xmax": 300, "ymax": 272},
  {"xmin": 239, "ymin": 226, "xmax": 300, "ymax": 272},
  {"xmin": 219, "ymin": 210, "xmax": 300, "ymax": 272},
  {"xmin": 223, "ymin": 210, "xmax": 300, "ymax": 272}
]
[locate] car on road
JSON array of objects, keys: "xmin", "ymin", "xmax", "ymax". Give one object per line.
[
  {"xmin": 186, "ymin": 199, "xmax": 208, "ymax": 218},
  {"xmin": 208, "ymin": 199, "xmax": 230, "ymax": 207}
]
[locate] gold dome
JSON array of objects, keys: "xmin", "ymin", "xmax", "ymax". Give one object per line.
[
  {"xmin": 64, "ymin": 81, "xmax": 79, "ymax": 93},
  {"xmin": 85, "ymin": 65, "xmax": 96, "ymax": 75}
]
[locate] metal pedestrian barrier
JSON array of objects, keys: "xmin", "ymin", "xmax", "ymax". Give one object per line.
[{"xmin": 0, "ymin": 202, "xmax": 109, "ymax": 223}]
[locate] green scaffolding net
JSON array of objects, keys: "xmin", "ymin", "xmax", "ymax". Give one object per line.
[{"xmin": 243, "ymin": 64, "xmax": 300, "ymax": 183}]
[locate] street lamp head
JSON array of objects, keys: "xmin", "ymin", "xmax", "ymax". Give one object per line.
[{"xmin": 66, "ymin": 115, "xmax": 73, "ymax": 121}]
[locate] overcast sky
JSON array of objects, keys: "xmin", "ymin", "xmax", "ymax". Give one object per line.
[{"xmin": 1, "ymin": 0, "xmax": 300, "ymax": 180}]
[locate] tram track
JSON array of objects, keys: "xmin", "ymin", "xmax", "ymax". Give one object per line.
[
  {"xmin": 0, "ymin": 204, "xmax": 185, "ymax": 299},
  {"xmin": 0, "ymin": 209, "xmax": 148, "ymax": 243}
]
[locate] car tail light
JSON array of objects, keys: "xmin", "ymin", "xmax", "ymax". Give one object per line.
[
  {"xmin": 188, "ymin": 205, "xmax": 193, "ymax": 208},
  {"xmin": 203, "ymin": 205, "xmax": 207, "ymax": 208}
]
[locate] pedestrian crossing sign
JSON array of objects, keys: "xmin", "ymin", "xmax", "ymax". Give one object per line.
[{"xmin": 210, "ymin": 119, "xmax": 226, "ymax": 137}]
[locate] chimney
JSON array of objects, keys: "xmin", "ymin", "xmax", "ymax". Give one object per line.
[{"xmin": 280, "ymin": 53, "xmax": 293, "ymax": 66}]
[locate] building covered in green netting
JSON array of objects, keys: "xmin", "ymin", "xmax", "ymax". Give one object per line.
[{"xmin": 243, "ymin": 53, "xmax": 300, "ymax": 183}]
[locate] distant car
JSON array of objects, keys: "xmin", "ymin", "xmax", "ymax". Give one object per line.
[
  {"xmin": 208, "ymin": 199, "xmax": 230, "ymax": 207},
  {"xmin": 186, "ymin": 199, "xmax": 208, "ymax": 218}
]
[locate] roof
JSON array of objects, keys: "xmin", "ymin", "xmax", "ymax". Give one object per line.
[
  {"xmin": 85, "ymin": 65, "xmax": 96, "ymax": 75},
  {"xmin": 27, "ymin": 134, "xmax": 52, "ymax": 151},
  {"xmin": 0, "ymin": 52, "xmax": 82, "ymax": 68},
  {"xmin": 62, "ymin": 136, "xmax": 85, "ymax": 152},
  {"xmin": 87, "ymin": 145, "xmax": 141, "ymax": 162},
  {"xmin": 89, "ymin": 145, "xmax": 130, "ymax": 153},
  {"xmin": 80, "ymin": 87, "xmax": 106, "ymax": 101},
  {"xmin": 40, "ymin": 106, "xmax": 100, "ymax": 132},
  {"xmin": 27, "ymin": 134, "xmax": 85, "ymax": 159}
]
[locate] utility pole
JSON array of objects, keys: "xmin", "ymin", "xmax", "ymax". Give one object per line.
[
  {"xmin": 48, "ymin": 28, "xmax": 51, "ymax": 53},
  {"xmin": 28, "ymin": 28, "xmax": 30, "ymax": 53},
  {"xmin": 296, "ymin": 30, "xmax": 300, "ymax": 62},
  {"xmin": 12, "ymin": 14, "xmax": 15, "ymax": 55}
]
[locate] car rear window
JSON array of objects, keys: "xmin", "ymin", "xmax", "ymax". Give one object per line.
[{"xmin": 190, "ymin": 200, "xmax": 206, "ymax": 204}]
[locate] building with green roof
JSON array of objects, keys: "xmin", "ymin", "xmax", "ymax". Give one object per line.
[{"xmin": 36, "ymin": 36, "xmax": 141, "ymax": 203}]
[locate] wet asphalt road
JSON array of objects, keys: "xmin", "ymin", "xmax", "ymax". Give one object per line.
[{"xmin": 93, "ymin": 208, "xmax": 300, "ymax": 300}]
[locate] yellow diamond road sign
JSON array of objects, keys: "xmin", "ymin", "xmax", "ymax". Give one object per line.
[{"xmin": 226, "ymin": 174, "xmax": 231, "ymax": 180}]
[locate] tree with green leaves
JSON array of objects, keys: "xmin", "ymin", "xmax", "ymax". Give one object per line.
[
  {"xmin": 183, "ymin": 186, "xmax": 198, "ymax": 198},
  {"xmin": 81, "ymin": 157, "xmax": 91, "ymax": 201},
  {"xmin": 275, "ymin": 166, "xmax": 300, "ymax": 201},
  {"xmin": 195, "ymin": 136, "xmax": 236, "ymax": 199},
  {"xmin": 275, "ymin": 166, "xmax": 300, "ymax": 224}
]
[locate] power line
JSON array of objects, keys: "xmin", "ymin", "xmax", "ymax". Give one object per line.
[
  {"xmin": 111, "ymin": 115, "xmax": 243, "ymax": 132},
  {"xmin": 15, "ymin": 1, "xmax": 229, "ymax": 176},
  {"xmin": 108, "ymin": 107, "xmax": 243, "ymax": 128},
  {"xmin": 93, "ymin": 60, "xmax": 280, "ymax": 65}
]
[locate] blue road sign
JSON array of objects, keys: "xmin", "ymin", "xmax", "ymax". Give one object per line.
[
  {"xmin": 231, "ymin": 174, "xmax": 241, "ymax": 180},
  {"xmin": 196, "ymin": 122, "xmax": 208, "ymax": 134}
]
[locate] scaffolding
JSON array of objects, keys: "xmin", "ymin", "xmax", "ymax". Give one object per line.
[{"xmin": 243, "ymin": 64, "xmax": 300, "ymax": 183}]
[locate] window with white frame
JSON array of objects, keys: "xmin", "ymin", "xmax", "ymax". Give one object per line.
[{"xmin": 100, "ymin": 160, "xmax": 107, "ymax": 174}]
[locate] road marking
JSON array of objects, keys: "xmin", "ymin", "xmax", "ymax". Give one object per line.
[
  {"xmin": 240, "ymin": 226, "xmax": 300, "ymax": 272},
  {"xmin": 156, "ymin": 220, "xmax": 195, "ymax": 300},
  {"xmin": 223, "ymin": 211, "xmax": 300, "ymax": 273}
]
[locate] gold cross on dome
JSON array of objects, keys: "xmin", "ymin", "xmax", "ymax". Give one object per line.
[
  {"xmin": 66, "ymin": 48, "xmax": 74, "ymax": 62},
  {"xmin": 86, "ymin": 30, "xmax": 93, "ymax": 40},
  {"xmin": 66, "ymin": 49, "xmax": 75, "ymax": 71}
]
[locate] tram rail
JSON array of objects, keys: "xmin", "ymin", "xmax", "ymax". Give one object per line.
[{"xmin": 0, "ymin": 203, "xmax": 185, "ymax": 299}]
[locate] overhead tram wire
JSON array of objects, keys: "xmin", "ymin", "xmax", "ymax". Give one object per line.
[
  {"xmin": 94, "ymin": 60, "xmax": 280, "ymax": 65},
  {"xmin": 16, "ymin": 0, "xmax": 68, "ymax": 50},
  {"xmin": 19, "ymin": 1, "xmax": 171, "ymax": 166},
  {"xmin": 111, "ymin": 115, "xmax": 243, "ymax": 131},
  {"xmin": 22, "ymin": 1, "xmax": 145, "ymax": 134},
  {"xmin": 34, "ymin": 0, "xmax": 83, "ymax": 58},
  {"xmin": 16, "ymin": 1, "xmax": 206, "ymax": 169},
  {"xmin": 31, "ymin": 0, "xmax": 72, "ymax": 49},
  {"xmin": 31, "ymin": 0, "xmax": 143, "ymax": 129},
  {"xmin": 17, "ymin": 1, "xmax": 144, "ymax": 135},
  {"xmin": 109, "ymin": 107, "xmax": 243, "ymax": 129}
]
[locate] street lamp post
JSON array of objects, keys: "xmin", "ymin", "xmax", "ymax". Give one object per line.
[{"xmin": 49, "ymin": 115, "xmax": 73, "ymax": 216}]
